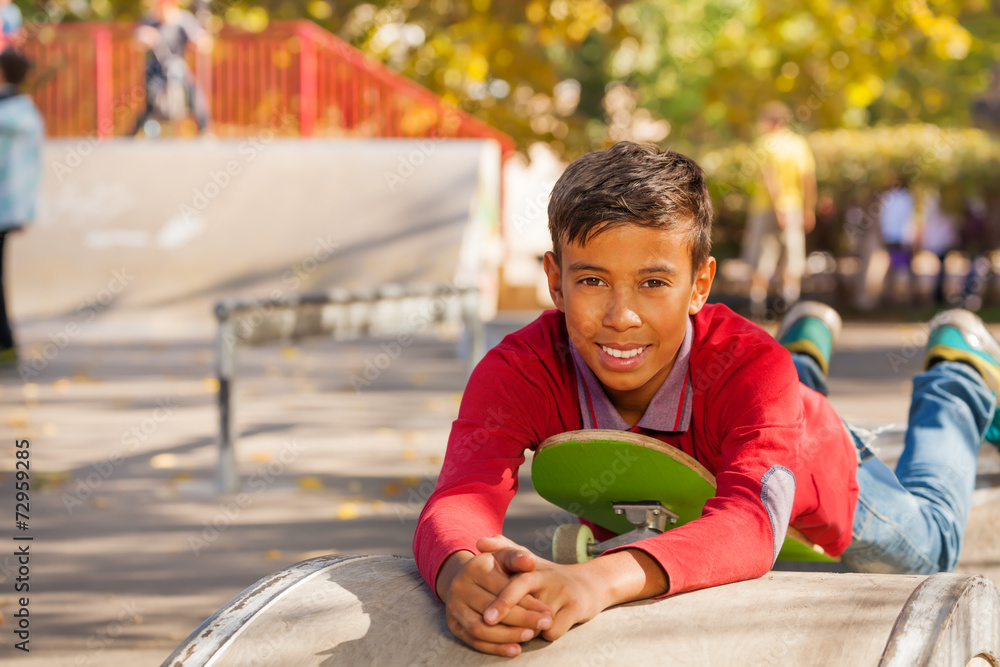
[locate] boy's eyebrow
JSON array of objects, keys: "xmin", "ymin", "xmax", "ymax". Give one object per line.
[
  {"xmin": 567, "ymin": 262, "xmax": 607, "ymax": 273},
  {"xmin": 638, "ymin": 266, "xmax": 679, "ymax": 276},
  {"xmin": 566, "ymin": 262, "xmax": 679, "ymax": 276}
]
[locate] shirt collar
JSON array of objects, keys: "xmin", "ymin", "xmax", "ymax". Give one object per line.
[{"xmin": 570, "ymin": 318, "xmax": 694, "ymax": 432}]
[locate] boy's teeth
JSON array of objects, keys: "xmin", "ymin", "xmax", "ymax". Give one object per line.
[{"xmin": 601, "ymin": 345, "xmax": 645, "ymax": 359}]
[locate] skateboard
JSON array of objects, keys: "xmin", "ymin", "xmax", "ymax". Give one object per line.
[{"xmin": 530, "ymin": 429, "xmax": 835, "ymax": 564}]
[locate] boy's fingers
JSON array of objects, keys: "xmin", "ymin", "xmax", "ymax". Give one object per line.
[
  {"xmin": 461, "ymin": 584, "xmax": 552, "ymax": 630},
  {"xmin": 490, "ymin": 601, "xmax": 552, "ymax": 633},
  {"xmin": 476, "ymin": 536, "xmax": 539, "ymax": 577},
  {"xmin": 447, "ymin": 605, "xmax": 539, "ymax": 656},
  {"xmin": 491, "ymin": 546, "xmax": 539, "ymax": 575},
  {"xmin": 483, "ymin": 572, "xmax": 542, "ymax": 626},
  {"xmin": 540, "ymin": 612, "xmax": 576, "ymax": 642},
  {"xmin": 476, "ymin": 534, "xmax": 523, "ymax": 554}
]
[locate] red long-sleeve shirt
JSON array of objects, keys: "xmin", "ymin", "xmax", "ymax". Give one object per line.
[{"xmin": 413, "ymin": 304, "xmax": 858, "ymax": 596}]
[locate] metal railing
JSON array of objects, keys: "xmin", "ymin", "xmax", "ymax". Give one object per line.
[
  {"xmin": 213, "ymin": 283, "xmax": 484, "ymax": 493},
  {"xmin": 20, "ymin": 19, "xmax": 515, "ymax": 154}
]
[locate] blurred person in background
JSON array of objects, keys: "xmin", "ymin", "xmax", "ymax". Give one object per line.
[
  {"xmin": 960, "ymin": 196, "xmax": 991, "ymax": 311},
  {"xmin": 129, "ymin": 0, "xmax": 212, "ymax": 137},
  {"xmin": 0, "ymin": 47, "xmax": 43, "ymax": 364},
  {"xmin": 743, "ymin": 101, "xmax": 817, "ymax": 319},
  {"xmin": 0, "ymin": 0, "xmax": 21, "ymax": 48},
  {"xmin": 920, "ymin": 188, "xmax": 958, "ymax": 306},
  {"xmin": 879, "ymin": 182, "xmax": 916, "ymax": 305}
]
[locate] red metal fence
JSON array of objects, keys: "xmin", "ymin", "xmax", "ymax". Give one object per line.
[{"xmin": 19, "ymin": 20, "xmax": 514, "ymax": 154}]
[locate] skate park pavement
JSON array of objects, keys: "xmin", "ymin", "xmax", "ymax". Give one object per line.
[{"xmin": 2, "ymin": 308, "xmax": 1000, "ymax": 666}]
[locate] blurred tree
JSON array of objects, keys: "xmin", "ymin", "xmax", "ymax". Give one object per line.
[
  {"xmin": 25, "ymin": 0, "xmax": 1000, "ymax": 156},
  {"xmin": 324, "ymin": 0, "xmax": 632, "ymax": 159},
  {"xmin": 619, "ymin": 0, "xmax": 1000, "ymax": 149}
]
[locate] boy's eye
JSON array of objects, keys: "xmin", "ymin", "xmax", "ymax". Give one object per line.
[
  {"xmin": 643, "ymin": 278, "xmax": 667, "ymax": 288},
  {"xmin": 580, "ymin": 277, "xmax": 604, "ymax": 287}
]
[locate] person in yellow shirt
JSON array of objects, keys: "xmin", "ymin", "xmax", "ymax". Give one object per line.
[{"xmin": 743, "ymin": 102, "xmax": 817, "ymax": 318}]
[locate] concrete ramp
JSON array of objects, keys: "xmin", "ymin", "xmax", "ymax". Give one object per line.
[
  {"xmin": 163, "ymin": 554, "xmax": 1000, "ymax": 666},
  {"xmin": 11, "ymin": 138, "xmax": 500, "ymax": 332}
]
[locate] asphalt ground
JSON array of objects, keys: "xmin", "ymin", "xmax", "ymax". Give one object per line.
[{"xmin": 1, "ymin": 311, "xmax": 999, "ymax": 666}]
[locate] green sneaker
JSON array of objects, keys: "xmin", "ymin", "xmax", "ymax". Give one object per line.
[
  {"xmin": 925, "ymin": 309, "xmax": 1000, "ymax": 445},
  {"xmin": 776, "ymin": 301, "xmax": 842, "ymax": 377},
  {"xmin": 0, "ymin": 347, "xmax": 17, "ymax": 366}
]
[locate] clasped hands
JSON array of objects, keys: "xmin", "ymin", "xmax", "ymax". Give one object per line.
[{"xmin": 439, "ymin": 535, "xmax": 666, "ymax": 657}]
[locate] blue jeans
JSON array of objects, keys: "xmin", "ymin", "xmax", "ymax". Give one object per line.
[{"xmin": 792, "ymin": 354, "xmax": 994, "ymax": 573}]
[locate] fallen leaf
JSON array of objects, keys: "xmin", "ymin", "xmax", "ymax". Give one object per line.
[
  {"xmin": 53, "ymin": 378, "xmax": 71, "ymax": 394},
  {"xmin": 249, "ymin": 452, "xmax": 271, "ymax": 463},
  {"xmin": 336, "ymin": 503, "xmax": 360, "ymax": 520},
  {"xmin": 383, "ymin": 482, "xmax": 401, "ymax": 497},
  {"xmin": 280, "ymin": 346, "xmax": 300, "ymax": 361},
  {"xmin": 33, "ymin": 471, "xmax": 69, "ymax": 490},
  {"xmin": 401, "ymin": 476, "xmax": 420, "ymax": 487},
  {"xmin": 202, "ymin": 377, "xmax": 220, "ymax": 393},
  {"xmin": 151, "ymin": 454, "xmax": 178, "ymax": 469},
  {"xmin": 6, "ymin": 411, "xmax": 26, "ymax": 428},
  {"xmin": 298, "ymin": 476, "xmax": 324, "ymax": 491},
  {"xmin": 264, "ymin": 549, "xmax": 282, "ymax": 560},
  {"xmin": 401, "ymin": 449, "xmax": 416, "ymax": 461}
]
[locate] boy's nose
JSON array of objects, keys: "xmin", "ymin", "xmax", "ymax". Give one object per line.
[{"xmin": 603, "ymin": 290, "xmax": 641, "ymax": 330}]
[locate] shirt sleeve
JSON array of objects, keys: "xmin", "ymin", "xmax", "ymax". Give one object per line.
[
  {"xmin": 412, "ymin": 345, "xmax": 555, "ymax": 596},
  {"xmin": 607, "ymin": 343, "xmax": 804, "ymax": 596}
]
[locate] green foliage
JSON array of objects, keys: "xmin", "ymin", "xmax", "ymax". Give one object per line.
[
  {"xmin": 621, "ymin": 0, "xmax": 1000, "ymax": 145},
  {"xmin": 700, "ymin": 124, "xmax": 1000, "ymax": 256},
  {"xmin": 28, "ymin": 0, "xmax": 1000, "ymax": 158},
  {"xmin": 702, "ymin": 124, "xmax": 1000, "ymax": 202}
]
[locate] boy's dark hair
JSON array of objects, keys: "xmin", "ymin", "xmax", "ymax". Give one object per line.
[
  {"xmin": 548, "ymin": 141, "xmax": 713, "ymax": 272},
  {"xmin": 0, "ymin": 48, "xmax": 31, "ymax": 87}
]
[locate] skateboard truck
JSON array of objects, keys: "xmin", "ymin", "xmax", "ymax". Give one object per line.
[
  {"xmin": 587, "ymin": 501, "xmax": 678, "ymax": 556},
  {"xmin": 553, "ymin": 501, "xmax": 680, "ymax": 563},
  {"xmin": 613, "ymin": 501, "xmax": 679, "ymax": 532}
]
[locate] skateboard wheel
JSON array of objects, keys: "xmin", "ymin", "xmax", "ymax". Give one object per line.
[{"xmin": 552, "ymin": 524, "xmax": 595, "ymax": 564}]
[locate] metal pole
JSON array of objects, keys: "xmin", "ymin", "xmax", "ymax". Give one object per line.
[
  {"xmin": 215, "ymin": 303, "xmax": 238, "ymax": 494},
  {"xmin": 464, "ymin": 289, "xmax": 485, "ymax": 377}
]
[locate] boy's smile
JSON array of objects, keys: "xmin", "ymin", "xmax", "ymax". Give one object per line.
[{"xmin": 544, "ymin": 224, "xmax": 715, "ymax": 426}]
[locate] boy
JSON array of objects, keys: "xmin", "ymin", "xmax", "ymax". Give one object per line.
[
  {"xmin": 129, "ymin": 0, "xmax": 211, "ymax": 136},
  {"xmin": 0, "ymin": 47, "xmax": 43, "ymax": 363},
  {"xmin": 413, "ymin": 142, "xmax": 997, "ymax": 657}
]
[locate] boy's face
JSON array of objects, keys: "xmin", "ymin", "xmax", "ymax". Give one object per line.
[{"xmin": 544, "ymin": 223, "xmax": 715, "ymax": 421}]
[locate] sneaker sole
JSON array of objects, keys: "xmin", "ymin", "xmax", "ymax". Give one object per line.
[
  {"xmin": 776, "ymin": 301, "xmax": 843, "ymax": 348},
  {"xmin": 926, "ymin": 310, "xmax": 1000, "ymax": 364},
  {"xmin": 926, "ymin": 310, "xmax": 1000, "ymax": 393}
]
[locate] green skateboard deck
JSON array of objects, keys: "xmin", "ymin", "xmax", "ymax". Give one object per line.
[{"xmin": 531, "ymin": 430, "xmax": 834, "ymax": 563}]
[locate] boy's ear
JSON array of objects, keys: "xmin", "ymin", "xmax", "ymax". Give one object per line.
[
  {"xmin": 688, "ymin": 257, "xmax": 716, "ymax": 315},
  {"xmin": 542, "ymin": 251, "xmax": 565, "ymax": 311}
]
